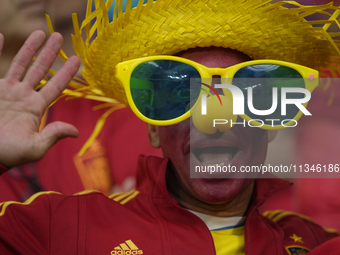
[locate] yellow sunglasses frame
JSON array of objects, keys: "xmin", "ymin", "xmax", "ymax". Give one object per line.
[{"xmin": 115, "ymin": 56, "xmax": 319, "ymax": 129}]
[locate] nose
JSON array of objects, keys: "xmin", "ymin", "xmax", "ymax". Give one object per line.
[
  {"xmin": 211, "ymin": 75, "xmax": 223, "ymax": 94},
  {"xmin": 192, "ymin": 93, "xmax": 237, "ymax": 134}
]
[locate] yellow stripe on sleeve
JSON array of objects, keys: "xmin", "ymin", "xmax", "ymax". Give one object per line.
[{"xmin": 0, "ymin": 191, "xmax": 61, "ymax": 216}]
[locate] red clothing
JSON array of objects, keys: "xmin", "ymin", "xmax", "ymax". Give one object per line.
[
  {"xmin": 307, "ymin": 236, "xmax": 340, "ymax": 255},
  {"xmin": 0, "ymin": 156, "xmax": 337, "ymax": 254},
  {"xmin": 260, "ymin": 85, "xmax": 340, "ymax": 230}
]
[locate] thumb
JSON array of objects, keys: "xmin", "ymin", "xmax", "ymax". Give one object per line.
[{"xmin": 36, "ymin": 121, "xmax": 79, "ymax": 157}]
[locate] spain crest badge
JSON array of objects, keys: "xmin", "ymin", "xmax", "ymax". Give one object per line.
[{"xmin": 286, "ymin": 246, "xmax": 310, "ymax": 255}]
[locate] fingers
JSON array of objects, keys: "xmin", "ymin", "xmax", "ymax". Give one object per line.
[
  {"xmin": 5, "ymin": 30, "xmax": 46, "ymax": 81},
  {"xmin": 0, "ymin": 33, "xmax": 4, "ymax": 60},
  {"xmin": 39, "ymin": 55, "xmax": 81, "ymax": 106},
  {"xmin": 23, "ymin": 32, "xmax": 64, "ymax": 87},
  {"xmin": 35, "ymin": 121, "xmax": 79, "ymax": 159}
]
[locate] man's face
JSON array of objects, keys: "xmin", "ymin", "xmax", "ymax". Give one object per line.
[
  {"xmin": 149, "ymin": 47, "xmax": 272, "ymax": 213},
  {"xmin": 0, "ymin": 0, "xmax": 50, "ymax": 40}
]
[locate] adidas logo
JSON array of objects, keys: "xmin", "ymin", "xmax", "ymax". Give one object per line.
[{"xmin": 111, "ymin": 240, "xmax": 143, "ymax": 255}]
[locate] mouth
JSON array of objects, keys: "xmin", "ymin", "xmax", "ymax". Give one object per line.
[{"xmin": 193, "ymin": 146, "xmax": 238, "ymax": 166}]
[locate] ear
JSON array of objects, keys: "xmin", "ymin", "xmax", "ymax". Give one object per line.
[
  {"xmin": 147, "ymin": 124, "xmax": 161, "ymax": 148},
  {"xmin": 268, "ymin": 130, "xmax": 278, "ymax": 143}
]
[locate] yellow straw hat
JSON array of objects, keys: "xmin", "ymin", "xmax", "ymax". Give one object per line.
[
  {"xmin": 45, "ymin": 0, "xmax": 340, "ymax": 154},
  {"xmin": 48, "ymin": 0, "xmax": 340, "ymax": 103}
]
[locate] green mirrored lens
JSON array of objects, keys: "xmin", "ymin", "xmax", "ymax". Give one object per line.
[
  {"xmin": 234, "ymin": 64, "xmax": 304, "ymax": 125},
  {"xmin": 130, "ymin": 60, "xmax": 201, "ymax": 121}
]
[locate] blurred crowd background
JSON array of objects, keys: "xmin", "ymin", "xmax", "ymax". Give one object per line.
[{"xmin": 0, "ymin": 0, "xmax": 340, "ymax": 230}]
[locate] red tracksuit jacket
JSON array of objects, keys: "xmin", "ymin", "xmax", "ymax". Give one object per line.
[{"xmin": 0, "ymin": 156, "xmax": 337, "ymax": 254}]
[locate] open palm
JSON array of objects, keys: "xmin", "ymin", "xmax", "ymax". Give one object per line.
[{"xmin": 0, "ymin": 31, "xmax": 80, "ymax": 167}]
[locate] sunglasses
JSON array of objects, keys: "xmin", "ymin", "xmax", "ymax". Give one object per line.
[{"xmin": 115, "ymin": 56, "xmax": 319, "ymax": 129}]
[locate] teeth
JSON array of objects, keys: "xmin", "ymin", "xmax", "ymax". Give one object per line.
[
  {"xmin": 202, "ymin": 162, "xmax": 225, "ymax": 167},
  {"xmin": 193, "ymin": 146, "xmax": 237, "ymax": 166}
]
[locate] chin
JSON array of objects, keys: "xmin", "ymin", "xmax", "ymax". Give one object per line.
[{"xmin": 190, "ymin": 177, "xmax": 254, "ymax": 204}]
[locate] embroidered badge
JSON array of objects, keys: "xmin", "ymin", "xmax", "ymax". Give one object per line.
[{"xmin": 285, "ymin": 246, "xmax": 310, "ymax": 255}]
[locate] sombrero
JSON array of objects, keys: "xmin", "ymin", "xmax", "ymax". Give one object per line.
[{"xmin": 45, "ymin": 0, "xmax": 340, "ymax": 153}]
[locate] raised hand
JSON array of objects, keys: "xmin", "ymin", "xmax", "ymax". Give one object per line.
[{"xmin": 0, "ymin": 30, "xmax": 80, "ymax": 167}]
